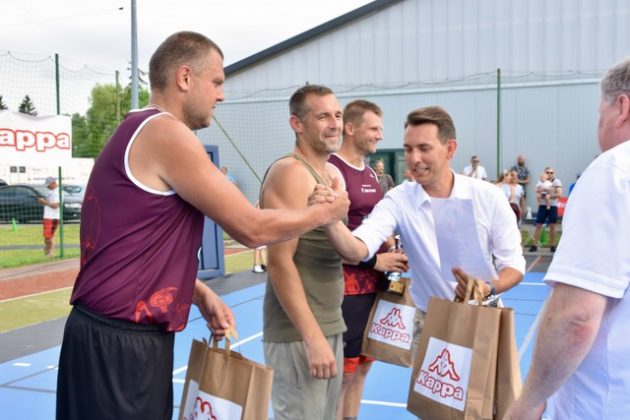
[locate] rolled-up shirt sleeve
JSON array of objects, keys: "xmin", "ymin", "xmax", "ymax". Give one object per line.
[
  {"xmin": 352, "ymin": 194, "xmax": 398, "ymax": 259},
  {"xmin": 489, "ymin": 191, "xmax": 526, "ymax": 275}
]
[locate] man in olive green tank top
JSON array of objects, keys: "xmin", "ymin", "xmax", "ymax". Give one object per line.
[{"xmin": 260, "ymin": 84, "xmax": 348, "ymax": 420}]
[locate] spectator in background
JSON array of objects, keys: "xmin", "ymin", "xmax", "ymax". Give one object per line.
[
  {"xmin": 529, "ymin": 167, "xmax": 562, "ymax": 253},
  {"xmin": 505, "ymin": 55, "xmax": 630, "ymax": 420},
  {"xmin": 252, "ymin": 201, "xmax": 267, "ymax": 273},
  {"xmin": 372, "ymin": 159, "xmax": 395, "ymax": 193},
  {"xmin": 500, "ymin": 170, "xmax": 525, "ymax": 225},
  {"xmin": 402, "ymin": 168, "xmax": 414, "ymax": 182},
  {"xmin": 220, "ymin": 166, "xmax": 238, "ymax": 188},
  {"xmin": 510, "ymin": 154, "xmax": 530, "ymax": 215},
  {"xmin": 38, "ymin": 176, "xmax": 60, "ymax": 257},
  {"xmin": 568, "ymin": 172, "xmax": 582, "ymax": 196},
  {"xmin": 462, "ymin": 155, "xmax": 488, "ymax": 180}
]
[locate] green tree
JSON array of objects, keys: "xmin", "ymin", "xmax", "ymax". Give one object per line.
[
  {"xmin": 72, "ymin": 83, "xmax": 149, "ymax": 158},
  {"xmin": 18, "ymin": 95, "xmax": 37, "ymax": 116},
  {"xmin": 0, "ymin": 95, "xmax": 7, "ymax": 110}
]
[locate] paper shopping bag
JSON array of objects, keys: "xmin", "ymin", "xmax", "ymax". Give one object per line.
[
  {"xmin": 407, "ymin": 296, "xmax": 501, "ymax": 419},
  {"xmin": 179, "ymin": 336, "xmax": 273, "ymax": 420},
  {"xmin": 494, "ymin": 307, "xmax": 522, "ymax": 419},
  {"xmin": 361, "ymin": 277, "xmax": 416, "ymax": 367}
]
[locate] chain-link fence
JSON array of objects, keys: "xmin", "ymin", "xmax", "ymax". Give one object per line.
[{"xmin": 0, "ymin": 50, "xmax": 148, "ymax": 268}]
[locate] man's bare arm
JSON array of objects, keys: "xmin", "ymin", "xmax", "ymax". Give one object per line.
[
  {"xmin": 262, "ymin": 158, "xmax": 339, "ymax": 380},
  {"xmin": 505, "ymin": 283, "xmax": 607, "ymax": 419},
  {"xmin": 128, "ymin": 117, "xmax": 348, "ymax": 248}
]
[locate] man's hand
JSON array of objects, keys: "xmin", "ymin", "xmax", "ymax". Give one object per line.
[
  {"xmin": 304, "ymin": 335, "xmax": 338, "ymax": 380},
  {"xmin": 193, "ymin": 280, "xmax": 235, "ymax": 339},
  {"xmin": 308, "ymin": 183, "xmax": 338, "ymax": 205},
  {"xmin": 37, "ymin": 197, "xmax": 46, "ymax": 205},
  {"xmin": 374, "ymin": 251, "xmax": 409, "ymax": 273},
  {"xmin": 451, "ymin": 267, "xmax": 492, "ymax": 300}
]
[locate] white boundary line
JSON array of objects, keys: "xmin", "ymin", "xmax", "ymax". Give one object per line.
[{"xmin": 360, "ymin": 399, "xmax": 406, "ymax": 408}]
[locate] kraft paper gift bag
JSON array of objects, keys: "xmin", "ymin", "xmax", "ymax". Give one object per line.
[
  {"xmin": 494, "ymin": 307, "xmax": 522, "ymax": 420},
  {"xmin": 361, "ymin": 277, "xmax": 416, "ymax": 367},
  {"xmin": 179, "ymin": 335, "xmax": 273, "ymax": 420},
  {"xmin": 407, "ymin": 280, "xmax": 502, "ymax": 419}
]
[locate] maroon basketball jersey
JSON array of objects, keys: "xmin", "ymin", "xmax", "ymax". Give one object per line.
[
  {"xmin": 70, "ymin": 108, "xmax": 204, "ymax": 331},
  {"xmin": 329, "ymin": 153, "xmax": 384, "ymax": 295}
]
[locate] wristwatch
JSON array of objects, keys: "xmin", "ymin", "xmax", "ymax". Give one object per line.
[{"xmin": 486, "ymin": 283, "xmax": 497, "ymax": 298}]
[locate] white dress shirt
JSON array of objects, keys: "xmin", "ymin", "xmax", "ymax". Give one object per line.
[{"xmin": 353, "ymin": 172, "xmax": 525, "ymax": 311}]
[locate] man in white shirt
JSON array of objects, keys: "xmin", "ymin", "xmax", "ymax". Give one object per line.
[
  {"xmin": 38, "ymin": 176, "xmax": 60, "ymax": 257},
  {"xmin": 462, "ymin": 155, "xmax": 488, "ymax": 180},
  {"xmin": 324, "ymin": 106, "xmax": 524, "ymax": 334},
  {"xmin": 505, "ymin": 58, "xmax": 630, "ymax": 420}
]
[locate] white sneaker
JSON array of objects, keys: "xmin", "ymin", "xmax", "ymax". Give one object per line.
[{"xmin": 252, "ymin": 265, "xmax": 264, "ymax": 273}]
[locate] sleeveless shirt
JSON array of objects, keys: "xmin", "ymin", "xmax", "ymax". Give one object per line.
[
  {"xmin": 70, "ymin": 108, "xmax": 204, "ymax": 332},
  {"xmin": 328, "ymin": 153, "xmax": 384, "ymax": 295},
  {"xmin": 263, "ymin": 154, "xmax": 346, "ymax": 342}
]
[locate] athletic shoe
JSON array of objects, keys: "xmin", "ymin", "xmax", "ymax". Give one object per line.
[
  {"xmin": 550, "ymin": 246, "xmax": 556, "ymax": 252},
  {"xmin": 528, "ymin": 245, "xmax": 537, "ymax": 252},
  {"xmin": 252, "ymin": 265, "xmax": 264, "ymax": 273}
]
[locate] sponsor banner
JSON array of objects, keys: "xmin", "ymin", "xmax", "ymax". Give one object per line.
[
  {"xmin": 413, "ymin": 337, "xmax": 473, "ymax": 411},
  {"xmin": 367, "ymin": 300, "xmax": 415, "ymax": 350},
  {"xmin": 181, "ymin": 379, "xmax": 243, "ymax": 420},
  {"xmin": 0, "ymin": 110, "xmax": 72, "ymax": 164}
]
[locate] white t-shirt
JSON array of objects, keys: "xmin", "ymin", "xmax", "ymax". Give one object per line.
[
  {"xmin": 536, "ymin": 178, "xmax": 562, "ymax": 206},
  {"xmin": 544, "ymin": 140, "xmax": 630, "ymax": 419},
  {"xmin": 500, "ymin": 183, "xmax": 524, "ymax": 205},
  {"xmin": 353, "ymin": 172, "xmax": 525, "ymax": 311},
  {"xmin": 463, "ymin": 164, "xmax": 488, "ymax": 180},
  {"xmin": 43, "ymin": 187, "xmax": 60, "ymax": 220}
]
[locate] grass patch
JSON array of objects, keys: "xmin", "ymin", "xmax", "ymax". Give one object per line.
[
  {"xmin": 0, "ymin": 288, "xmax": 72, "ymax": 332},
  {"xmin": 0, "ymin": 249, "xmax": 256, "ymax": 333},
  {"xmin": 0, "ymin": 223, "xmax": 81, "ymax": 268}
]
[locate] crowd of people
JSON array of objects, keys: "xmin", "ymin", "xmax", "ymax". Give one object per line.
[{"xmin": 54, "ymin": 30, "xmax": 630, "ymax": 420}]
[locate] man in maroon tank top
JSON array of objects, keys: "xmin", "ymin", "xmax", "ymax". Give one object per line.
[
  {"xmin": 329, "ymin": 100, "xmax": 409, "ymax": 420},
  {"xmin": 56, "ymin": 32, "xmax": 349, "ymax": 420}
]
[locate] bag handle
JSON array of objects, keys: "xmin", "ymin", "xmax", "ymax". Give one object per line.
[
  {"xmin": 209, "ymin": 328, "xmax": 239, "ymax": 359},
  {"xmin": 457, "ymin": 278, "xmax": 486, "ymax": 305}
]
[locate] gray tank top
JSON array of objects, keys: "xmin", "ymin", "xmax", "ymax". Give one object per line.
[{"xmin": 263, "ymin": 154, "xmax": 346, "ymax": 342}]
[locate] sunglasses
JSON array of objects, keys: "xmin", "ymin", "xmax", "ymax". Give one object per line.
[{"xmin": 545, "ymin": 171, "xmax": 554, "ymax": 174}]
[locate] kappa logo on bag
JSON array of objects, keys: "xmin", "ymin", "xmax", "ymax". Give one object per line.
[
  {"xmin": 182, "ymin": 380, "xmax": 243, "ymax": 420},
  {"xmin": 367, "ymin": 300, "xmax": 415, "ymax": 350},
  {"xmin": 413, "ymin": 337, "xmax": 473, "ymax": 411}
]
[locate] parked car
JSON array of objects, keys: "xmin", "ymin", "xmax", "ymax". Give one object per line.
[
  {"xmin": 0, "ymin": 184, "xmax": 82, "ymax": 223},
  {"xmin": 0, "ymin": 179, "xmax": 7, "ymax": 187},
  {"xmin": 61, "ymin": 184, "xmax": 86, "ymax": 202}
]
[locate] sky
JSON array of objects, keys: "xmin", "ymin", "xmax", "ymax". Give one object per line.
[{"xmin": 2, "ymin": 0, "xmax": 373, "ymax": 74}]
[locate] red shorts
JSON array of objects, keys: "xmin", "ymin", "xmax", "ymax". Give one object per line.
[
  {"xmin": 343, "ymin": 354, "xmax": 375, "ymax": 374},
  {"xmin": 43, "ymin": 218, "xmax": 59, "ymax": 239}
]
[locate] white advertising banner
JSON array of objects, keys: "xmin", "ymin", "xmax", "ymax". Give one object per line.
[{"xmin": 0, "ymin": 110, "xmax": 72, "ymax": 165}]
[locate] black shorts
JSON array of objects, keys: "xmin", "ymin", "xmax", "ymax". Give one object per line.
[
  {"xmin": 341, "ymin": 293, "xmax": 377, "ymax": 358},
  {"xmin": 56, "ymin": 305, "xmax": 175, "ymax": 420},
  {"xmin": 535, "ymin": 205, "xmax": 558, "ymax": 224}
]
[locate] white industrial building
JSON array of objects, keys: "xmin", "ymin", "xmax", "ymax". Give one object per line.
[{"xmin": 198, "ymin": 0, "xmax": 630, "ymax": 209}]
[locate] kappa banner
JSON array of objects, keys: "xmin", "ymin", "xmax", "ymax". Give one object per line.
[
  {"xmin": 182, "ymin": 380, "xmax": 243, "ymax": 420},
  {"xmin": 367, "ymin": 300, "xmax": 415, "ymax": 350},
  {"xmin": 0, "ymin": 110, "xmax": 72, "ymax": 164},
  {"xmin": 413, "ymin": 337, "xmax": 473, "ymax": 412}
]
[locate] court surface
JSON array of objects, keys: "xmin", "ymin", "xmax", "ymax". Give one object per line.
[{"xmin": 0, "ymin": 256, "xmax": 551, "ymax": 419}]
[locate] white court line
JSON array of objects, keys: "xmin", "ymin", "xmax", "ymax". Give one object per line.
[
  {"xmin": 361, "ymin": 399, "xmax": 406, "ymax": 408},
  {"xmin": 518, "ymin": 296, "xmax": 550, "ymax": 361},
  {"xmin": 172, "ymin": 332, "xmax": 264, "ymax": 377}
]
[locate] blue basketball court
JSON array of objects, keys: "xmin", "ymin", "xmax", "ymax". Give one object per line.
[{"xmin": 0, "ymin": 257, "xmax": 551, "ymax": 419}]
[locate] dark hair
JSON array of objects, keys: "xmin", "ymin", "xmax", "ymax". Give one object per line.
[
  {"xmin": 289, "ymin": 84, "xmax": 333, "ymax": 119},
  {"xmin": 404, "ymin": 106, "xmax": 456, "ymax": 144},
  {"xmin": 343, "ymin": 99, "xmax": 382, "ymax": 128},
  {"xmin": 149, "ymin": 31, "xmax": 223, "ymax": 91}
]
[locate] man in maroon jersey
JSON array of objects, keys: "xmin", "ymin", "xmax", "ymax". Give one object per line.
[
  {"xmin": 329, "ymin": 100, "xmax": 408, "ymax": 420},
  {"xmin": 56, "ymin": 32, "xmax": 349, "ymax": 420}
]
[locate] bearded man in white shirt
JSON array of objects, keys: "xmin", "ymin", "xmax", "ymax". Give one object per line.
[
  {"xmin": 505, "ymin": 57, "xmax": 630, "ymax": 420},
  {"xmin": 323, "ymin": 106, "xmax": 525, "ymax": 343}
]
